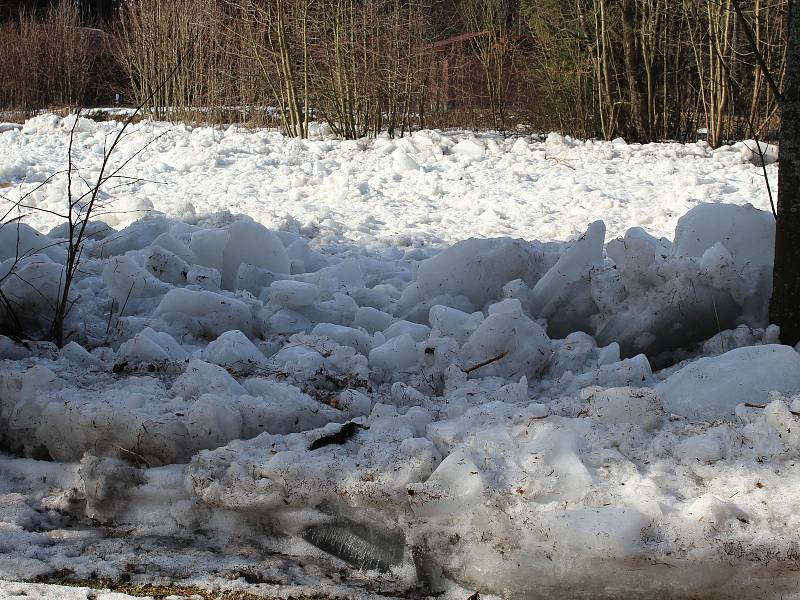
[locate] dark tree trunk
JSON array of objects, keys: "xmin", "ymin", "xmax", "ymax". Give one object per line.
[
  {"xmin": 621, "ymin": 0, "xmax": 649, "ymax": 142},
  {"xmin": 770, "ymin": 0, "xmax": 800, "ymax": 344}
]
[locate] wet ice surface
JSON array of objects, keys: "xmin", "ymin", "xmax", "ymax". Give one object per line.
[{"xmin": 0, "ymin": 115, "xmax": 798, "ymax": 599}]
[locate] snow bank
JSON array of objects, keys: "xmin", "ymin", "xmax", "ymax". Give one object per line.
[{"xmin": 0, "ymin": 354, "xmax": 357, "ymax": 465}]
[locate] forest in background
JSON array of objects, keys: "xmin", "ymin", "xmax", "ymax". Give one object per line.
[{"xmin": 0, "ymin": 0, "xmax": 789, "ymax": 144}]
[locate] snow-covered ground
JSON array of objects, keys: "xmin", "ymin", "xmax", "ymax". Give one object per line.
[
  {"xmin": 1, "ymin": 114, "xmax": 777, "ymax": 243},
  {"xmin": 0, "ymin": 114, "xmax": 797, "ymax": 600}
]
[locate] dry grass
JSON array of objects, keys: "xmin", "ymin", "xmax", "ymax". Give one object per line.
[{"xmin": 36, "ymin": 575, "xmax": 332, "ymax": 600}]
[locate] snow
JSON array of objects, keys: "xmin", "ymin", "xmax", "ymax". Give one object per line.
[
  {"xmin": 460, "ymin": 299, "xmax": 551, "ymax": 379},
  {"xmin": 267, "ymin": 279, "xmax": 319, "ymax": 308},
  {"xmin": 369, "ymin": 333, "xmax": 418, "ymax": 372},
  {"xmin": 153, "ymin": 288, "xmax": 256, "ymax": 338},
  {"xmin": 673, "ymin": 202, "xmax": 775, "ymax": 270},
  {"xmin": 114, "ymin": 326, "xmax": 188, "ymax": 367},
  {"xmin": 594, "ymin": 200, "xmax": 772, "ymax": 364},
  {"xmin": 526, "ymin": 219, "xmax": 605, "ymax": 337},
  {"xmin": 0, "ymin": 114, "xmax": 798, "ymax": 599},
  {"xmin": 581, "ymin": 385, "xmax": 663, "ymax": 430},
  {"xmin": 0, "ymin": 223, "xmax": 65, "ymax": 263},
  {"xmin": 738, "ymin": 139, "xmax": 780, "ymax": 166},
  {"xmin": 202, "ymin": 329, "xmax": 267, "ymax": 372},
  {"xmin": 0, "ymin": 114, "xmax": 778, "ymax": 243},
  {"xmin": 415, "ymin": 236, "xmax": 549, "ymax": 313},
  {"xmin": 0, "ymin": 124, "xmax": 22, "ymax": 134},
  {"xmin": 0, "ymin": 581, "xmax": 145, "ymax": 599},
  {"xmin": 217, "ymin": 219, "xmax": 289, "ymax": 290},
  {"xmin": 656, "ymin": 344, "xmax": 800, "ymax": 420}
]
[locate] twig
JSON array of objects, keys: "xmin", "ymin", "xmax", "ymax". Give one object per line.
[
  {"xmin": 48, "ymin": 39, "xmax": 197, "ymax": 346},
  {"xmin": 544, "ymin": 153, "xmax": 576, "ymax": 170},
  {"xmin": 117, "ymin": 280, "xmax": 136, "ymax": 322},
  {"xmin": 105, "ymin": 298, "xmax": 116, "ymax": 335},
  {"xmin": 708, "ymin": 33, "xmax": 777, "ymax": 219},
  {"xmin": 463, "ymin": 351, "xmax": 509, "ymax": 374},
  {"xmin": 729, "ymin": 0, "xmax": 783, "ymax": 103},
  {"xmin": 710, "ymin": 292, "xmax": 725, "ymax": 353},
  {"xmin": 112, "ymin": 444, "xmax": 151, "ymax": 467},
  {"xmin": 743, "ymin": 117, "xmax": 777, "ymax": 218}
]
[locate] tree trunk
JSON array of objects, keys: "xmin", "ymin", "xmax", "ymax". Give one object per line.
[
  {"xmin": 621, "ymin": 0, "xmax": 649, "ymax": 141},
  {"xmin": 770, "ymin": 0, "xmax": 800, "ymax": 344}
]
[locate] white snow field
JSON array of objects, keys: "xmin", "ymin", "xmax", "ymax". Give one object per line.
[{"xmin": 0, "ymin": 114, "xmax": 797, "ymax": 600}]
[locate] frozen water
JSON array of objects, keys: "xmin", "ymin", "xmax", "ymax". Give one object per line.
[
  {"xmin": 527, "ymin": 220, "xmax": 605, "ymax": 337},
  {"xmin": 656, "ymin": 344, "xmax": 800, "ymax": 420},
  {"xmin": 738, "ymin": 140, "xmax": 779, "ymax": 166},
  {"xmin": 0, "ymin": 223, "xmax": 65, "ymax": 263},
  {"xmin": 415, "ymin": 237, "xmax": 548, "ymax": 312},
  {"xmin": 673, "ymin": 202, "xmax": 774, "ymax": 275},
  {"xmin": 202, "ymin": 329, "xmax": 267, "ymax": 372},
  {"xmin": 220, "ymin": 219, "xmax": 289, "ymax": 290},
  {"xmin": 153, "ymin": 288, "xmax": 256, "ymax": 338},
  {"xmin": 460, "ymin": 299, "xmax": 551, "ymax": 380}
]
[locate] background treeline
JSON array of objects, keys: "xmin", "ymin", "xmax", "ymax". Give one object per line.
[{"xmin": 0, "ymin": 0, "xmax": 788, "ymax": 144}]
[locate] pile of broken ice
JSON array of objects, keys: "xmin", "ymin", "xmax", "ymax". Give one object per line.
[{"xmin": 2, "ymin": 201, "xmax": 800, "ymax": 597}]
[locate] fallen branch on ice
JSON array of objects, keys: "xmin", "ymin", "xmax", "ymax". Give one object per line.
[{"xmin": 463, "ymin": 351, "xmax": 509, "ymax": 374}]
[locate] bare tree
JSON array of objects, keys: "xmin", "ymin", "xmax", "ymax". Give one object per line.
[
  {"xmin": 0, "ymin": 46, "xmax": 190, "ymax": 346},
  {"xmin": 2, "ymin": 0, "xmax": 792, "ymax": 142},
  {"xmin": 461, "ymin": 0, "xmax": 515, "ymax": 133},
  {"xmin": 236, "ymin": 0, "xmax": 311, "ymax": 137},
  {"xmin": 115, "ymin": 0, "xmax": 224, "ymax": 124},
  {"xmin": 621, "ymin": 0, "xmax": 648, "ymax": 141}
]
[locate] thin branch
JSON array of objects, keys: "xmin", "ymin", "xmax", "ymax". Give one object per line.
[
  {"xmin": 463, "ymin": 351, "xmax": 509, "ymax": 374},
  {"xmin": 730, "ymin": 0, "xmax": 783, "ymax": 102}
]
